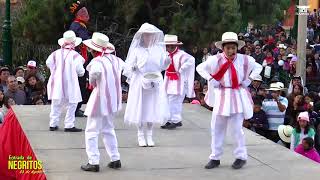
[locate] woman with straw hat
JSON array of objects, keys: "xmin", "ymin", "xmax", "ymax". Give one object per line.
[
  {"xmin": 81, "ymin": 32, "xmax": 125, "ymax": 172},
  {"xmin": 197, "ymin": 32, "xmax": 262, "ymax": 169},
  {"xmin": 123, "ymin": 23, "xmax": 170, "ymax": 147},
  {"xmin": 46, "ymin": 30, "xmax": 85, "ymax": 133}
]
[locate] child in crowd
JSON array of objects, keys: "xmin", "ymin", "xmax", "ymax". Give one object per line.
[
  {"xmin": 290, "ymin": 112, "xmax": 316, "ymax": 150},
  {"xmin": 25, "ymin": 74, "xmax": 45, "ymax": 105},
  {"xmin": 294, "ymin": 137, "xmax": 320, "ymax": 163},
  {"xmin": 248, "ymin": 98, "xmax": 268, "ymax": 137}
]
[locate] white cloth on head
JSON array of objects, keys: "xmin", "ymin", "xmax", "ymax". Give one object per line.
[
  {"xmin": 84, "ymin": 54, "xmax": 126, "ymax": 117},
  {"xmin": 167, "ymin": 94, "xmax": 185, "ymax": 123},
  {"xmin": 164, "ymin": 49, "xmax": 195, "ymax": 98},
  {"xmin": 123, "ymin": 23, "xmax": 170, "ymax": 125},
  {"xmin": 85, "ymin": 115, "xmax": 120, "ymax": 165},
  {"xmin": 196, "ymin": 53, "xmax": 262, "ymax": 119},
  {"xmin": 46, "ymin": 48, "xmax": 85, "ymax": 104},
  {"xmin": 209, "ymin": 113, "xmax": 247, "ymax": 160},
  {"xmin": 49, "ymin": 99, "xmax": 77, "ymax": 128}
]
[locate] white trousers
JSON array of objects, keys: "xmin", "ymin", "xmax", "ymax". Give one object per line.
[
  {"xmin": 49, "ymin": 99, "xmax": 77, "ymax": 128},
  {"xmin": 85, "ymin": 115, "xmax": 120, "ymax": 165},
  {"xmin": 209, "ymin": 113, "xmax": 248, "ymax": 160},
  {"xmin": 168, "ymin": 94, "xmax": 185, "ymax": 123}
]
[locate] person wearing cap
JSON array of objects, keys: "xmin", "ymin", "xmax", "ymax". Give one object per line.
[
  {"xmin": 26, "ymin": 60, "xmax": 46, "ymax": 83},
  {"xmin": 197, "ymin": 32, "xmax": 262, "ymax": 169},
  {"xmin": 248, "ymin": 75, "xmax": 263, "ymax": 98},
  {"xmin": 16, "ymin": 77, "xmax": 26, "ymax": 92},
  {"xmin": 262, "ymin": 82, "xmax": 288, "ymax": 143},
  {"xmin": 290, "ymin": 112, "xmax": 315, "ymax": 150},
  {"xmin": 0, "ymin": 67, "xmax": 10, "ymax": 93},
  {"xmin": 46, "ymin": 30, "xmax": 85, "ymax": 132},
  {"xmin": 81, "ymin": 32, "xmax": 124, "ymax": 172},
  {"xmin": 123, "ymin": 23, "xmax": 170, "ymax": 147},
  {"xmin": 68, "ymin": 0, "xmax": 92, "ymax": 118},
  {"xmin": 161, "ymin": 34, "xmax": 195, "ymax": 130}
]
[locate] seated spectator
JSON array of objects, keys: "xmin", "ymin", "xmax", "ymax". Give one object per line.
[
  {"xmin": 290, "ymin": 112, "xmax": 316, "ymax": 150},
  {"xmin": 0, "ymin": 96, "xmax": 13, "ymax": 124},
  {"xmin": 25, "ymin": 74, "xmax": 45, "ymax": 105},
  {"xmin": 288, "ymin": 76, "xmax": 308, "ymax": 95},
  {"xmin": 122, "ymin": 86, "xmax": 128, "ymax": 103},
  {"xmin": 31, "ymin": 95, "xmax": 45, "ymax": 105},
  {"xmin": 277, "ymin": 125, "xmax": 293, "ymax": 148},
  {"xmin": 294, "ymin": 137, "xmax": 320, "ymax": 163},
  {"xmin": 4, "ymin": 76, "xmax": 26, "ymax": 105},
  {"xmin": 306, "ymin": 63, "xmax": 317, "ymax": 81},
  {"xmin": 249, "ymin": 98, "xmax": 268, "ymax": 137},
  {"xmin": 14, "ymin": 66, "xmax": 25, "ymax": 78},
  {"xmin": 263, "ymin": 82, "xmax": 288, "ymax": 142},
  {"xmin": 249, "ymin": 75, "xmax": 263, "ymax": 98},
  {"xmin": 0, "ymin": 89, "xmax": 4, "ymax": 108},
  {"xmin": 193, "ymin": 79, "xmax": 203, "ymax": 100},
  {"xmin": 199, "ymin": 93, "xmax": 212, "ymax": 111},
  {"xmin": 203, "ymin": 83, "xmax": 208, "ymax": 95},
  {"xmin": 0, "ymin": 67, "xmax": 10, "ymax": 93},
  {"xmin": 256, "ymin": 83, "xmax": 268, "ymax": 101},
  {"xmin": 314, "ymin": 102, "xmax": 320, "ymax": 153},
  {"xmin": 16, "ymin": 77, "xmax": 26, "ymax": 92},
  {"xmin": 25, "ymin": 60, "xmax": 45, "ymax": 83},
  {"xmin": 286, "ymin": 95, "xmax": 305, "ymax": 126}
]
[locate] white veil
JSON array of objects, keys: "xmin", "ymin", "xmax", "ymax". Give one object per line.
[{"xmin": 124, "ymin": 23, "xmax": 166, "ymax": 70}]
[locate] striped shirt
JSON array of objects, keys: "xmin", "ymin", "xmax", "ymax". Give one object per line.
[{"xmin": 262, "ymin": 96, "xmax": 288, "ymax": 131}]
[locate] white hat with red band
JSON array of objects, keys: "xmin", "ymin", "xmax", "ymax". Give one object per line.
[{"xmin": 83, "ymin": 32, "xmax": 115, "ymax": 54}]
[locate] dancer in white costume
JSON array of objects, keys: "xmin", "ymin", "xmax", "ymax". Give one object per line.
[
  {"xmin": 197, "ymin": 32, "xmax": 262, "ymax": 169},
  {"xmin": 46, "ymin": 30, "xmax": 85, "ymax": 132},
  {"xmin": 123, "ymin": 23, "xmax": 170, "ymax": 147},
  {"xmin": 161, "ymin": 34, "xmax": 195, "ymax": 129},
  {"xmin": 81, "ymin": 32, "xmax": 125, "ymax": 172}
]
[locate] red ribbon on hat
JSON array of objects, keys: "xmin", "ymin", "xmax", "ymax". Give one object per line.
[{"xmin": 91, "ymin": 41, "xmax": 114, "ymax": 57}]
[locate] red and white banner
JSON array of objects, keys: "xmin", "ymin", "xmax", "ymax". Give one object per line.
[{"xmin": 0, "ymin": 109, "xmax": 47, "ymax": 180}]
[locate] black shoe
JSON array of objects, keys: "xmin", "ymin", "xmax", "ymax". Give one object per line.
[
  {"xmin": 161, "ymin": 122, "xmax": 172, "ymax": 129},
  {"xmin": 49, "ymin": 126, "xmax": 59, "ymax": 131},
  {"xmin": 75, "ymin": 111, "xmax": 85, "ymax": 117},
  {"xmin": 176, "ymin": 122, "xmax": 183, "ymax": 127},
  {"xmin": 64, "ymin": 127, "xmax": 82, "ymax": 132},
  {"xmin": 108, "ymin": 160, "xmax": 121, "ymax": 169},
  {"xmin": 205, "ymin": 160, "xmax": 220, "ymax": 169},
  {"xmin": 231, "ymin": 159, "xmax": 246, "ymax": 169},
  {"xmin": 81, "ymin": 163, "xmax": 100, "ymax": 172}
]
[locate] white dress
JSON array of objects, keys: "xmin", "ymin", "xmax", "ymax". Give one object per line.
[{"xmin": 123, "ymin": 47, "xmax": 170, "ymax": 125}]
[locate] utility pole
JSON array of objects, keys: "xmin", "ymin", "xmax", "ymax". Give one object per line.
[
  {"xmin": 2, "ymin": 0, "xmax": 12, "ymax": 67},
  {"xmin": 296, "ymin": 0, "xmax": 308, "ymax": 83}
]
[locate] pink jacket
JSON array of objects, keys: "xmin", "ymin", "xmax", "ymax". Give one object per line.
[{"xmin": 294, "ymin": 144, "xmax": 320, "ymax": 163}]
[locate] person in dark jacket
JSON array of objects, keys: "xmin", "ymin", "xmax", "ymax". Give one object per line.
[
  {"xmin": 68, "ymin": 0, "xmax": 92, "ymax": 117},
  {"xmin": 249, "ymin": 98, "xmax": 269, "ymax": 137}
]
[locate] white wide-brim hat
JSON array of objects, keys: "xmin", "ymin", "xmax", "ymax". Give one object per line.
[
  {"xmin": 253, "ymin": 75, "xmax": 263, "ymax": 82},
  {"xmin": 278, "ymin": 125, "xmax": 293, "ymax": 143},
  {"xmin": 266, "ymin": 82, "xmax": 286, "ymax": 91},
  {"xmin": 164, "ymin": 34, "xmax": 183, "ymax": 45},
  {"xmin": 215, "ymin": 32, "xmax": 245, "ymax": 50},
  {"xmin": 83, "ymin": 32, "xmax": 115, "ymax": 53},
  {"xmin": 58, "ymin": 30, "xmax": 82, "ymax": 47}
]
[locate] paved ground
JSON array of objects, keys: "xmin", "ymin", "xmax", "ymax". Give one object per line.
[{"xmin": 14, "ymin": 105, "xmax": 320, "ymax": 180}]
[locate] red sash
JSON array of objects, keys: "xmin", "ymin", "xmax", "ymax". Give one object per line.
[
  {"xmin": 166, "ymin": 48, "xmax": 179, "ymax": 80},
  {"xmin": 211, "ymin": 53, "xmax": 239, "ymax": 89}
]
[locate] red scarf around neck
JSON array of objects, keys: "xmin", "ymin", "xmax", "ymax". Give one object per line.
[
  {"xmin": 166, "ymin": 47, "xmax": 179, "ymax": 80},
  {"xmin": 211, "ymin": 53, "xmax": 239, "ymax": 89}
]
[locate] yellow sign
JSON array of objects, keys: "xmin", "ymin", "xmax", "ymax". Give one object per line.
[{"xmin": 8, "ymin": 155, "xmax": 44, "ymax": 174}]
